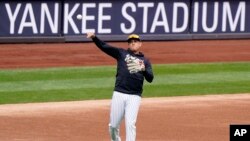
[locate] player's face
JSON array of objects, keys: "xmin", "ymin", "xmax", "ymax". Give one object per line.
[{"xmin": 128, "ymin": 39, "xmax": 142, "ymax": 53}]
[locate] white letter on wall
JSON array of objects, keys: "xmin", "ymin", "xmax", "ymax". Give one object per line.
[
  {"xmin": 40, "ymin": 3, "xmax": 59, "ymax": 34},
  {"xmin": 172, "ymin": 2, "xmax": 189, "ymax": 33},
  {"xmin": 18, "ymin": 3, "xmax": 38, "ymax": 34},
  {"xmin": 5, "ymin": 3, "xmax": 21, "ymax": 34},
  {"xmin": 222, "ymin": 2, "xmax": 246, "ymax": 32},
  {"xmin": 150, "ymin": 2, "xmax": 169, "ymax": 33},
  {"xmin": 202, "ymin": 2, "xmax": 219, "ymax": 32},
  {"xmin": 120, "ymin": 2, "xmax": 136, "ymax": 34}
]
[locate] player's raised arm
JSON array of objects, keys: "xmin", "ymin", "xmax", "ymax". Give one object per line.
[{"xmin": 86, "ymin": 32, "xmax": 120, "ymax": 59}]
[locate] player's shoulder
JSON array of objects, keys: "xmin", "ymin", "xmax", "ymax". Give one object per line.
[
  {"xmin": 142, "ymin": 55, "xmax": 152, "ymax": 65},
  {"xmin": 138, "ymin": 52, "xmax": 149, "ymax": 61},
  {"xmin": 118, "ymin": 48, "xmax": 130, "ymax": 54},
  {"xmin": 136, "ymin": 52, "xmax": 151, "ymax": 64}
]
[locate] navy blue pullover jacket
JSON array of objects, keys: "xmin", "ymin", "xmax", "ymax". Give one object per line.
[{"xmin": 92, "ymin": 37, "xmax": 154, "ymax": 96}]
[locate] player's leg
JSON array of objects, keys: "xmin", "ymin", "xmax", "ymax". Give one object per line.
[
  {"xmin": 124, "ymin": 95, "xmax": 141, "ymax": 141},
  {"xmin": 109, "ymin": 91, "xmax": 125, "ymax": 141},
  {"xmin": 109, "ymin": 124, "xmax": 121, "ymax": 141}
]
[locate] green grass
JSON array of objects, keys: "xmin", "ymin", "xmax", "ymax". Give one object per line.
[{"xmin": 0, "ymin": 62, "xmax": 250, "ymax": 104}]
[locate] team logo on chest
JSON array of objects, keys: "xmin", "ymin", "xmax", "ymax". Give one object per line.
[{"xmin": 125, "ymin": 54, "xmax": 145, "ymax": 74}]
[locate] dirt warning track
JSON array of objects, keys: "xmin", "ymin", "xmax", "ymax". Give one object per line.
[{"xmin": 0, "ymin": 39, "xmax": 250, "ymax": 68}]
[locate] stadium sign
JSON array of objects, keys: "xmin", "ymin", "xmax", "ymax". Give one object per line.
[{"xmin": 0, "ymin": 0, "xmax": 249, "ymax": 39}]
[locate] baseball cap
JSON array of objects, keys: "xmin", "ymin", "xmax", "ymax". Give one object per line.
[{"xmin": 127, "ymin": 34, "xmax": 141, "ymax": 42}]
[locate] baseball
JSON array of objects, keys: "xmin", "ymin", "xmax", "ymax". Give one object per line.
[{"xmin": 76, "ymin": 14, "xmax": 82, "ymax": 20}]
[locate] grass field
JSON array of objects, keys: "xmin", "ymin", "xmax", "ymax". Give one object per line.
[{"xmin": 0, "ymin": 62, "xmax": 250, "ymax": 104}]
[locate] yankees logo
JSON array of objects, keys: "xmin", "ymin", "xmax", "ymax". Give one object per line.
[{"xmin": 125, "ymin": 54, "xmax": 145, "ymax": 74}]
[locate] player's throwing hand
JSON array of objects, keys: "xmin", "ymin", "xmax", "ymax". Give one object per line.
[{"xmin": 86, "ymin": 32, "xmax": 95, "ymax": 38}]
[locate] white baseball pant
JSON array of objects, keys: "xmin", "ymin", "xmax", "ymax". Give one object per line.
[{"xmin": 109, "ymin": 91, "xmax": 141, "ymax": 141}]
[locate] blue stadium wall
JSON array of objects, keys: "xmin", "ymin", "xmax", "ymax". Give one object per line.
[{"xmin": 0, "ymin": 0, "xmax": 250, "ymax": 43}]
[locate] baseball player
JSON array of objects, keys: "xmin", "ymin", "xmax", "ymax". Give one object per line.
[{"xmin": 86, "ymin": 33, "xmax": 154, "ymax": 141}]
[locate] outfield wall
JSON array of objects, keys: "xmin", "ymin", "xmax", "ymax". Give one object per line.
[{"xmin": 0, "ymin": 0, "xmax": 250, "ymax": 43}]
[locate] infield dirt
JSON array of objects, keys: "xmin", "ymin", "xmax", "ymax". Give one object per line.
[{"xmin": 0, "ymin": 94, "xmax": 250, "ymax": 141}]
